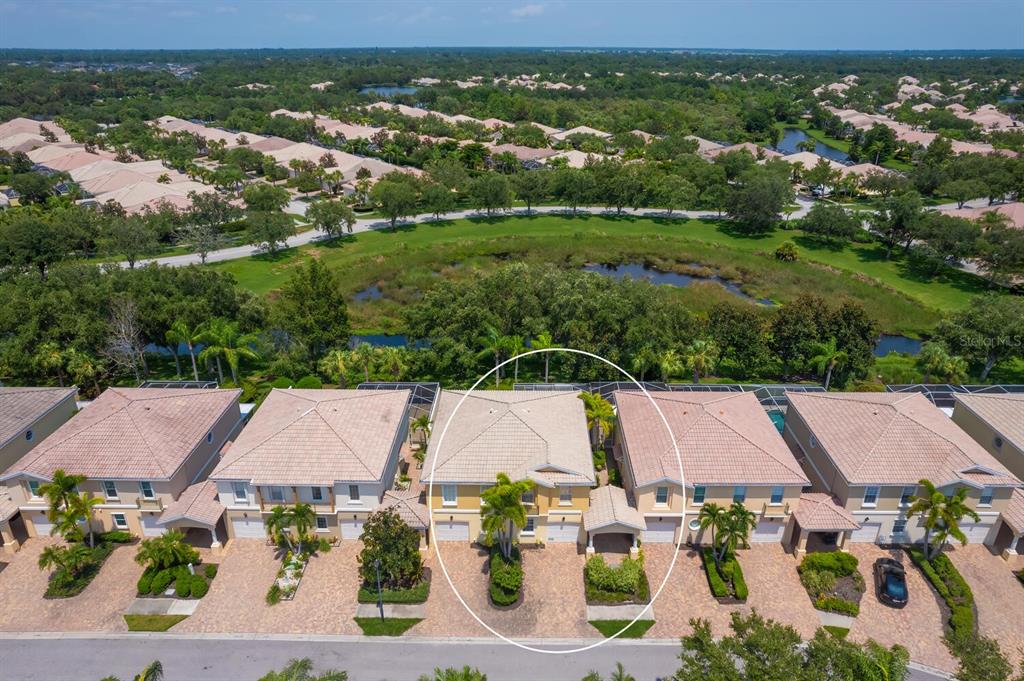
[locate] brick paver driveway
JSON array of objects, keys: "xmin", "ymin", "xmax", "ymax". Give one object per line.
[
  {"xmin": 417, "ymin": 542, "xmax": 590, "ymax": 639},
  {"xmin": 846, "ymin": 544, "xmax": 956, "ymax": 673},
  {"xmin": 0, "ymin": 537, "xmax": 142, "ymax": 632},
  {"xmin": 179, "ymin": 539, "xmax": 363, "ymax": 635},
  {"xmin": 948, "ymin": 545, "xmax": 1024, "ymax": 670}
]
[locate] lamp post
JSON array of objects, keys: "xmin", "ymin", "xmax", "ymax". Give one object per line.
[{"xmin": 374, "ymin": 558, "xmax": 384, "ymax": 621}]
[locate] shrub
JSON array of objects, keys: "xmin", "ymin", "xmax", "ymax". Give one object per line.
[
  {"xmin": 775, "ymin": 241, "xmax": 798, "ymax": 262},
  {"xmin": 191, "ymin": 575, "xmax": 209, "ymax": 598},
  {"xmin": 731, "ymin": 560, "xmax": 748, "ymax": 601},
  {"xmin": 592, "ymin": 448, "xmax": 606, "ymax": 471},
  {"xmin": 150, "ymin": 569, "xmax": 174, "ymax": 596},
  {"xmin": 799, "ymin": 552, "xmax": 858, "ymax": 577},
  {"xmin": 203, "ymin": 564, "xmax": 218, "ymax": 580},
  {"xmin": 266, "ymin": 583, "xmax": 281, "ymax": 605},
  {"xmin": 489, "ymin": 550, "xmax": 522, "ymax": 606},
  {"xmin": 702, "ymin": 548, "xmax": 729, "ymax": 598},
  {"xmin": 270, "ymin": 377, "xmax": 294, "ymax": 389},
  {"xmin": 584, "ymin": 554, "xmax": 644, "ymax": 595},
  {"xmin": 800, "ymin": 568, "xmax": 837, "ymax": 598},
  {"xmin": 815, "ymin": 595, "xmax": 860, "ymax": 616},
  {"xmin": 137, "ymin": 567, "xmax": 155, "ymax": 595},
  {"xmin": 101, "ymin": 530, "xmax": 133, "ymax": 544},
  {"xmin": 175, "ymin": 575, "xmax": 192, "ymax": 598},
  {"xmin": 358, "ymin": 508, "xmax": 423, "ymax": 590},
  {"xmin": 909, "ymin": 548, "xmax": 974, "ymax": 640},
  {"xmin": 294, "ymin": 375, "xmax": 322, "ymax": 389},
  {"xmin": 358, "ymin": 579, "xmax": 431, "ymax": 604}
]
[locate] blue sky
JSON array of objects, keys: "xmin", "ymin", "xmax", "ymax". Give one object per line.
[{"xmin": 2, "ymin": 0, "xmax": 1022, "ymax": 51}]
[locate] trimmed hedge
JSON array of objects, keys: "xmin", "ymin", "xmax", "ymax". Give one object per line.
[
  {"xmin": 137, "ymin": 566, "xmax": 156, "ymax": 595},
  {"xmin": 909, "ymin": 548, "xmax": 975, "ymax": 642},
  {"xmin": 149, "ymin": 569, "xmax": 174, "ymax": 595},
  {"xmin": 702, "ymin": 548, "xmax": 729, "ymax": 597},
  {"xmin": 204, "ymin": 564, "xmax": 218, "ymax": 580},
  {"xmin": 815, "ymin": 595, "xmax": 860, "ymax": 616},
  {"xmin": 191, "ymin": 575, "xmax": 209, "ymax": 598},
  {"xmin": 584, "ymin": 553, "xmax": 649, "ymax": 604},
  {"xmin": 489, "ymin": 550, "xmax": 522, "ymax": 606},
  {"xmin": 175, "ymin": 576, "xmax": 192, "ymax": 598},
  {"xmin": 100, "ymin": 530, "xmax": 133, "ymax": 544},
  {"xmin": 358, "ymin": 579, "xmax": 430, "ymax": 604},
  {"xmin": 799, "ymin": 551, "xmax": 858, "ymax": 577},
  {"xmin": 731, "ymin": 560, "xmax": 748, "ymax": 600},
  {"xmin": 294, "ymin": 375, "xmax": 322, "ymax": 389},
  {"xmin": 701, "ymin": 547, "xmax": 747, "ymax": 601}
]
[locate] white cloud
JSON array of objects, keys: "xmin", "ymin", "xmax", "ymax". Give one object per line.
[{"xmin": 509, "ymin": 3, "xmax": 545, "ymax": 17}]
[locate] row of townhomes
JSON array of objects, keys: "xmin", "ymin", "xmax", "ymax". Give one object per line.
[{"xmin": 1, "ymin": 384, "xmax": 1023, "ymax": 563}]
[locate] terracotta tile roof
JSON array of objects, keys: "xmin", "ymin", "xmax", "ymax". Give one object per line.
[
  {"xmin": 1001, "ymin": 489, "xmax": 1024, "ymax": 535},
  {"xmin": 786, "ymin": 392, "xmax": 1019, "ymax": 487},
  {"xmin": 423, "ymin": 390, "xmax": 595, "ymax": 487},
  {"xmin": 615, "ymin": 391, "xmax": 809, "ymax": 488},
  {"xmin": 793, "ymin": 493, "xmax": 861, "ymax": 531},
  {"xmin": 3, "ymin": 388, "xmax": 240, "ymax": 481},
  {"xmin": 0, "ymin": 491, "xmax": 18, "ymax": 522},
  {"xmin": 583, "ymin": 485, "xmax": 645, "ymax": 532},
  {"xmin": 0, "ymin": 387, "xmax": 77, "ymax": 449},
  {"xmin": 157, "ymin": 480, "xmax": 223, "ymax": 527},
  {"xmin": 381, "ymin": 489, "xmax": 428, "ymax": 530},
  {"xmin": 211, "ymin": 389, "xmax": 409, "ymax": 486}
]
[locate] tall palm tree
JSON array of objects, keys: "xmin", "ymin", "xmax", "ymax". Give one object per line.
[
  {"xmin": 505, "ymin": 335, "xmax": 527, "ymax": 383},
  {"xmin": 530, "ymin": 331, "xmax": 556, "ymax": 383},
  {"xmin": 716, "ymin": 502, "xmax": 758, "ymax": 563},
  {"xmin": 261, "ymin": 658, "xmax": 348, "ymax": 681},
  {"xmin": 317, "ymin": 349, "xmax": 350, "ymax": 387},
  {"xmin": 907, "ymin": 479, "xmax": 980, "ymax": 560},
  {"xmin": 697, "ymin": 502, "xmax": 726, "ymax": 558},
  {"xmin": 657, "ymin": 349, "xmax": 684, "ymax": 382},
  {"xmin": 578, "ymin": 392, "xmax": 616, "ymax": 445},
  {"xmin": 350, "ymin": 342, "xmax": 378, "ymax": 383},
  {"xmin": 290, "ymin": 503, "xmax": 316, "ymax": 555},
  {"xmin": 630, "ymin": 347, "xmax": 657, "ymax": 381},
  {"xmin": 581, "ymin": 663, "xmax": 634, "ymax": 681},
  {"xmin": 418, "ymin": 667, "xmax": 485, "ymax": 681},
  {"xmin": 476, "ymin": 324, "xmax": 505, "ymax": 388},
  {"xmin": 685, "ymin": 339, "xmax": 719, "ymax": 384},
  {"xmin": 480, "ymin": 473, "xmax": 535, "ymax": 560},
  {"xmin": 809, "ymin": 338, "xmax": 847, "ymax": 391},
  {"xmin": 379, "ymin": 346, "xmax": 406, "ymax": 381},
  {"xmin": 411, "ymin": 414, "xmax": 432, "ymax": 446},
  {"xmin": 133, "ymin": 661, "xmax": 164, "ymax": 681},
  {"xmin": 38, "ymin": 469, "xmax": 86, "ymax": 523},
  {"xmin": 264, "ymin": 505, "xmax": 294, "ymax": 551},
  {"xmin": 68, "ymin": 492, "xmax": 103, "ymax": 548},
  {"xmin": 197, "ymin": 318, "xmax": 259, "ymax": 385},
  {"xmin": 166, "ymin": 320, "xmax": 202, "ymax": 381}
]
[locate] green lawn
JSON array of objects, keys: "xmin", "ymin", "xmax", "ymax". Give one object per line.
[
  {"xmin": 823, "ymin": 625, "xmax": 850, "ymax": 640},
  {"xmin": 354, "ymin": 617, "xmax": 423, "ymax": 636},
  {"xmin": 123, "ymin": 614, "xmax": 188, "ymax": 632},
  {"xmin": 588, "ymin": 619, "xmax": 656, "ymax": 638},
  {"xmin": 775, "ymin": 121, "xmax": 913, "ymax": 172},
  {"xmin": 212, "ymin": 214, "xmax": 994, "ymax": 336}
]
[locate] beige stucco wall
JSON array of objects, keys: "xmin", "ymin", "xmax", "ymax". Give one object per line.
[
  {"xmin": 952, "ymin": 403, "xmax": 1024, "ymax": 483},
  {"xmin": 0, "ymin": 395, "xmax": 76, "ymax": 474}
]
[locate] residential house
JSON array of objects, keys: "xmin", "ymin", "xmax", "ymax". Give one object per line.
[
  {"xmin": 0, "ymin": 387, "xmax": 242, "ymax": 549},
  {"xmin": 784, "ymin": 392, "xmax": 1021, "ymax": 552},
  {"xmin": 612, "ymin": 391, "xmax": 809, "ymax": 549},
  {"xmin": 209, "ymin": 388, "xmax": 411, "ymax": 542},
  {"xmin": 422, "ymin": 390, "xmax": 596, "ymax": 545}
]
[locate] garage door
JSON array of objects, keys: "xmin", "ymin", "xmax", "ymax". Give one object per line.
[
  {"xmin": 958, "ymin": 522, "xmax": 991, "ymax": 544},
  {"xmin": 231, "ymin": 516, "xmax": 266, "ymax": 539},
  {"xmin": 32, "ymin": 512, "xmax": 54, "ymax": 536},
  {"xmin": 546, "ymin": 520, "xmax": 579, "ymax": 543},
  {"xmin": 141, "ymin": 515, "xmax": 166, "ymax": 537},
  {"xmin": 850, "ymin": 522, "xmax": 881, "ymax": 543},
  {"xmin": 751, "ymin": 518, "xmax": 786, "ymax": 543},
  {"xmin": 341, "ymin": 517, "xmax": 365, "ymax": 540},
  {"xmin": 642, "ymin": 520, "xmax": 678, "ymax": 543},
  {"xmin": 434, "ymin": 519, "xmax": 469, "ymax": 541}
]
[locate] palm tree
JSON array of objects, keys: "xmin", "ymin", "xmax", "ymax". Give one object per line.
[
  {"xmin": 134, "ymin": 530, "xmax": 199, "ymax": 570},
  {"xmin": 716, "ymin": 502, "xmax": 758, "ymax": 563},
  {"xmin": 38, "ymin": 543, "xmax": 93, "ymax": 576},
  {"xmin": 417, "ymin": 668, "xmax": 485, "ymax": 681},
  {"xmin": 264, "ymin": 505, "xmax": 294, "ymax": 551},
  {"xmin": 684, "ymin": 339, "xmax": 719, "ymax": 384},
  {"xmin": 65, "ymin": 348, "xmax": 102, "ymax": 396},
  {"xmin": 581, "ymin": 663, "xmax": 634, "ymax": 681},
  {"xmin": 197, "ymin": 318, "xmax": 259, "ymax": 385},
  {"xmin": 290, "ymin": 503, "xmax": 316, "ymax": 555},
  {"xmin": 68, "ymin": 492, "xmax": 103, "ymax": 548},
  {"xmin": 578, "ymin": 391, "xmax": 616, "ymax": 445},
  {"xmin": 697, "ymin": 502, "xmax": 726, "ymax": 557},
  {"xmin": 411, "ymin": 414, "xmax": 432, "ymax": 446},
  {"xmin": 629, "ymin": 347, "xmax": 657, "ymax": 381},
  {"xmin": 531, "ymin": 331, "xmax": 556, "ymax": 383},
  {"xmin": 134, "ymin": 661, "xmax": 164, "ymax": 681},
  {"xmin": 480, "ymin": 473, "xmax": 535, "ymax": 560},
  {"xmin": 260, "ymin": 658, "xmax": 348, "ymax": 681},
  {"xmin": 166, "ymin": 320, "xmax": 202, "ymax": 381},
  {"xmin": 505, "ymin": 334, "xmax": 527, "ymax": 383},
  {"xmin": 657, "ymin": 349, "xmax": 684, "ymax": 382},
  {"xmin": 379, "ymin": 346, "xmax": 406, "ymax": 381},
  {"xmin": 917, "ymin": 342, "xmax": 968, "ymax": 383},
  {"xmin": 38, "ymin": 469, "xmax": 86, "ymax": 523},
  {"xmin": 350, "ymin": 342, "xmax": 378, "ymax": 383},
  {"xmin": 809, "ymin": 338, "xmax": 847, "ymax": 391},
  {"xmin": 317, "ymin": 349, "xmax": 349, "ymax": 387},
  {"xmin": 34, "ymin": 341, "xmax": 66, "ymax": 386},
  {"xmin": 907, "ymin": 479, "xmax": 980, "ymax": 560},
  {"xmin": 476, "ymin": 324, "xmax": 505, "ymax": 388}
]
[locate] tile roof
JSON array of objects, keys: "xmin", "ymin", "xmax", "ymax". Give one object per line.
[
  {"xmin": 211, "ymin": 389, "xmax": 409, "ymax": 486},
  {"xmin": 786, "ymin": 392, "xmax": 1020, "ymax": 487},
  {"xmin": 157, "ymin": 480, "xmax": 224, "ymax": 527},
  {"xmin": 423, "ymin": 390, "xmax": 595, "ymax": 487},
  {"xmin": 381, "ymin": 489, "xmax": 429, "ymax": 530},
  {"xmin": 0, "ymin": 490, "xmax": 18, "ymax": 522},
  {"xmin": 1002, "ymin": 489, "xmax": 1024, "ymax": 535},
  {"xmin": 0, "ymin": 387, "xmax": 77, "ymax": 448},
  {"xmin": 3, "ymin": 388, "xmax": 240, "ymax": 481},
  {"xmin": 793, "ymin": 493, "xmax": 861, "ymax": 531},
  {"xmin": 615, "ymin": 391, "xmax": 809, "ymax": 488},
  {"xmin": 583, "ymin": 485, "xmax": 645, "ymax": 532}
]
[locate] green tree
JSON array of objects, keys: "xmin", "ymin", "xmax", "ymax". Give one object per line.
[
  {"xmin": 512, "ymin": 171, "xmax": 549, "ymax": 215},
  {"xmin": 37, "ymin": 543, "xmax": 94, "ymax": 577},
  {"xmin": 809, "ymin": 338, "xmax": 847, "ymax": 390},
  {"xmin": 306, "ymin": 199, "xmax": 356, "ymax": 238},
  {"xmin": 916, "ymin": 342, "xmax": 967, "ymax": 383},
  {"xmin": 976, "ymin": 213, "xmax": 1024, "ymax": 285},
  {"xmin": 258, "ymin": 658, "xmax": 347, "ymax": 681},
  {"xmin": 134, "ymin": 530, "xmax": 200, "ymax": 570},
  {"xmin": 800, "ymin": 203, "xmax": 861, "ymax": 244},
  {"xmin": 417, "ymin": 668, "xmax": 485, "ymax": 681},
  {"xmin": 476, "ymin": 323, "xmax": 506, "ymax": 387},
  {"xmin": 697, "ymin": 502, "xmax": 727, "ymax": 567},
  {"xmin": 531, "ymin": 331, "xmax": 556, "ymax": 383},
  {"xmin": 166, "ymin": 320, "xmax": 202, "ymax": 381},
  {"xmin": 715, "ymin": 502, "xmax": 758, "ymax": 563},
  {"xmin": 290, "ymin": 503, "xmax": 316, "ymax": 555},
  {"xmin": 38, "ymin": 469, "xmax": 86, "ymax": 525},
  {"xmin": 907, "ymin": 479, "xmax": 980, "ymax": 560},
  {"xmin": 581, "ymin": 663, "xmax": 634, "ymax": 681},
  {"xmin": 410, "ymin": 414, "xmax": 432, "ymax": 447},
  {"xmin": 68, "ymin": 492, "xmax": 102, "ymax": 548},
  {"xmin": 480, "ymin": 473, "xmax": 535, "ymax": 560},
  {"xmin": 869, "ymin": 191, "xmax": 923, "ymax": 259},
  {"xmin": 685, "ymin": 339, "xmax": 719, "ymax": 384},
  {"xmin": 197, "ymin": 318, "xmax": 259, "ymax": 384},
  {"xmin": 578, "ymin": 391, "xmax": 616, "ymax": 444},
  {"xmin": 242, "ymin": 183, "xmax": 291, "ymax": 212},
  {"xmin": 372, "ymin": 179, "xmax": 419, "ymax": 229},
  {"xmin": 727, "ymin": 168, "xmax": 792, "ymax": 233},
  {"xmin": 246, "ymin": 210, "xmax": 294, "ymax": 253},
  {"xmin": 357, "ymin": 507, "xmax": 424, "ymax": 589},
  {"xmin": 551, "ymin": 167, "xmax": 596, "ymax": 215},
  {"xmin": 674, "ymin": 618, "xmax": 741, "ymax": 681},
  {"xmin": 655, "ymin": 175, "xmax": 698, "ymax": 215},
  {"xmin": 317, "ymin": 349, "xmax": 349, "ymax": 387},
  {"xmin": 468, "ymin": 173, "xmax": 512, "ymax": 216},
  {"xmin": 420, "ymin": 182, "xmax": 455, "ymax": 220},
  {"xmin": 101, "ymin": 215, "xmax": 160, "ymax": 268},
  {"xmin": 350, "ymin": 342, "xmax": 378, "ymax": 382},
  {"xmin": 264, "ymin": 505, "xmax": 294, "ymax": 551},
  {"xmin": 0, "ymin": 212, "xmax": 77, "ymax": 279},
  {"xmin": 950, "ymin": 634, "xmax": 1013, "ymax": 681},
  {"xmin": 935, "ymin": 294, "xmax": 1024, "ymax": 380},
  {"xmin": 657, "ymin": 348, "xmax": 684, "ymax": 381},
  {"xmin": 272, "ymin": 259, "xmax": 350, "ymax": 360},
  {"xmin": 938, "ymin": 179, "xmax": 987, "ymax": 209}
]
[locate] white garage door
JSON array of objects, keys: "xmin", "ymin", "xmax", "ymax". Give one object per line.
[
  {"xmin": 546, "ymin": 520, "xmax": 579, "ymax": 543},
  {"xmin": 851, "ymin": 522, "xmax": 881, "ymax": 543},
  {"xmin": 341, "ymin": 517, "xmax": 365, "ymax": 540},
  {"xmin": 434, "ymin": 519, "xmax": 469, "ymax": 541},
  {"xmin": 958, "ymin": 522, "xmax": 991, "ymax": 544},
  {"xmin": 642, "ymin": 520, "xmax": 678, "ymax": 543},
  {"xmin": 751, "ymin": 518, "xmax": 786, "ymax": 543},
  {"xmin": 231, "ymin": 516, "xmax": 266, "ymax": 539},
  {"xmin": 141, "ymin": 515, "xmax": 166, "ymax": 537},
  {"xmin": 32, "ymin": 512, "xmax": 54, "ymax": 536}
]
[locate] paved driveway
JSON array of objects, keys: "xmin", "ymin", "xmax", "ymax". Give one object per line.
[
  {"xmin": 948, "ymin": 545, "xmax": 1024, "ymax": 671},
  {"xmin": 846, "ymin": 544, "xmax": 956, "ymax": 673},
  {"xmin": 417, "ymin": 542, "xmax": 590, "ymax": 639},
  {"xmin": 178, "ymin": 540, "xmax": 363, "ymax": 635},
  {"xmin": 0, "ymin": 537, "xmax": 141, "ymax": 632}
]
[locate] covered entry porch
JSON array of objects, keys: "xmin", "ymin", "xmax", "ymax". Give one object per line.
[
  {"xmin": 583, "ymin": 486, "xmax": 645, "ymax": 559},
  {"xmin": 789, "ymin": 493, "xmax": 860, "ymax": 555},
  {"xmin": 0, "ymin": 495, "xmax": 28, "ymax": 554},
  {"xmin": 155, "ymin": 480, "xmax": 227, "ymax": 555},
  {"xmin": 993, "ymin": 489, "xmax": 1024, "ymax": 561}
]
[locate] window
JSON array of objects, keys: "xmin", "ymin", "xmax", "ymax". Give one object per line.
[
  {"xmin": 655, "ymin": 486, "xmax": 669, "ymax": 506},
  {"xmin": 28, "ymin": 480, "xmax": 41, "ymax": 498},
  {"xmin": 522, "ymin": 518, "xmax": 535, "ymax": 535},
  {"xmin": 348, "ymin": 485, "xmax": 361, "ymax": 503},
  {"xmin": 559, "ymin": 486, "xmax": 573, "ymax": 505},
  {"xmin": 892, "ymin": 519, "xmax": 907, "ymax": 535},
  {"xmin": 994, "ymin": 436, "xmax": 1004, "ymax": 449},
  {"xmin": 112, "ymin": 513, "xmax": 128, "ymax": 529},
  {"xmin": 733, "ymin": 486, "xmax": 746, "ymax": 503},
  {"xmin": 809, "ymin": 435, "xmax": 818, "ymax": 449},
  {"xmin": 25, "ymin": 429, "xmax": 34, "ymax": 442},
  {"xmin": 692, "ymin": 486, "xmax": 706, "ymax": 504},
  {"xmin": 102, "ymin": 481, "xmax": 117, "ymax": 499},
  {"xmin": 232, "ymin": 482, "xmax": 247, "ymax": 503},
  {"xmin": 900, "ymin": 486, "xmax": 916, "ymax": 506},
  {"xmin": 862, "ymin": 486, "xmax": 879, "ymax": 507},
  {"xmin": 441, "ymin": 484, "xmax": 457, "ymax": 506},
  {"xmin": 311, "ymin": 487, "xmax": 323, "ymax": 502},
  {"xmin": 269, "ymin": 486, "xmax": 285, "ymax": 503},
  {"xmin": 315, "ymin": 516, "xmax": 328, "ymax": 531},
  {"xmin": 770, "ymin": 486, "xmax": 784, "ymax": 505},
  {"xmin": 979, "ymin": 487, "xmax": 994, "ymax": 506},
  {"xmin": 521, "ymin": 489, "xmax": 535, "ymax": 505},
  {"xmin": 688, "ymin": 518, "xmax": 702, "ymax": 531},
  {"xmin": 139, "ymin": 481, "xmax": 155, "ymax": 499},
  {"xmin": 206, "ymin": 431, "xmax": 214, "ymax": 444}
]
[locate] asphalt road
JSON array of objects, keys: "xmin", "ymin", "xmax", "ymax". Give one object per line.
[{"xmin": 0, "ymin": 634, "xmax": 951, "ymax": 681}]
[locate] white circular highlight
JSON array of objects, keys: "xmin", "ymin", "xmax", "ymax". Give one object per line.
[{"xmin": 427, "ymin": 347, "xmax": 685, "ymax": 654}]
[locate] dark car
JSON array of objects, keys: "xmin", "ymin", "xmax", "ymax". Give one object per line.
[{"xmin": 874, "ymin": 557, "xmax": 908, "ymax": 608}]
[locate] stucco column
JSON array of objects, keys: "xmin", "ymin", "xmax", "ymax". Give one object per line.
[
  {"xmin": 795, "ymin": 529, "xmax": 809, "ymax": 556},
  {"xmin": 586, "ymin": 533, "xmax": 595, "ymax": 556},
  {"xmin": 210, "ymin": 525, "xmax": 223, "ymax": 555},
  {"xmin": 629, "ymin": 533, "xmax": 639, "ymax": 558},
  {"xmin": 1002, "ymin": 532, "xmax": 1023, "ymax": 562},
  {"xmin": 0, "ymin": 520, "xmax": 19, "ymax": 554},
  {"xmin": 838, "ymin": 530, "xmax": 849, "ymax": 551}
]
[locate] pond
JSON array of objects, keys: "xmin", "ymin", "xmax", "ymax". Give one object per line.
[
  {"xmin": 349, "ymin": 334, "xmax": 430, "ymax": 349},
  {"xmin": 353, "ymin": 285, "xmax": 382, "ymax": 301},
  {"xmin": 873, "ymin": 335, "xmax": 923, "ymax": 357},
  {"xmin": 774, "ymin": 127, "xmax": 850, "ymax": 163},
  {"xmin": 358, "ymin": 85, "xmax": 418, "ymax": 96},
  {"xmin": 582, "ymin": 262, "xmax": 775, "ymax": 306}
]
